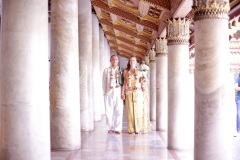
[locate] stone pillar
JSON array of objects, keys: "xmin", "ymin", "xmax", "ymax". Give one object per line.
[
  {"xmin": 166, "ymin": 18, "xmax": 192, "ymax": 150},
  {"xmin": 144, "ymin": 55, "xmax": 150, "ymax": 108},
  {"xmin": 1, "ymin": 0, "xmax": 50, "ymax": 159},
  {"xmin": 99, "ymin": 27, "xmax": 105, "ymax": 115},
  {"xmin": 92, "ymin": 14, "xmax": 101, "ymax": 121},
  {"xmin": 155, "ymin": 38, "xmax": 168, "ymax": 131},
  {"xmin": 50, "ymin": 0, "xmax": 80, "ymax": 150},
  {"xmin": 193, "ymin": 1, "xmax": 231, "ymax": 159},
  {"xmin": 79, "ymin": 0, "xmax": 94, "ymax": 131},
  {"xmin": 104, "ymin": 36, "xmax": 109, "ymax": 68},
  {"xmin": 149, "ymin": 49, "xmax": 156, "ymax": 121}
]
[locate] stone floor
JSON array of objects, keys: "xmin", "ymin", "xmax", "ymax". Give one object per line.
[{"xmin": 51, "ymin": 114, "xmax": 240, "ymax": 160}]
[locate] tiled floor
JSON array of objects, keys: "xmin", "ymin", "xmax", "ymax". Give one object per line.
[{"xmin": 51, "ymin": 114, "xmax": 240, "ymax": 160}]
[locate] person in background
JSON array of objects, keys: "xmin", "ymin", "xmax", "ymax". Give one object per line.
[
  {"xmin": 234, "ymin": 71, "xmax": 240, "ymax": 137},
  {"xmin": 102, "ymin": 55, "xmax": 124, "ymax": 134}
]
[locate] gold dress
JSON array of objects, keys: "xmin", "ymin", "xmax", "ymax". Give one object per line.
[{"xmin": 125, "ymin": 68, "xmax": 144, "ymax": 133}]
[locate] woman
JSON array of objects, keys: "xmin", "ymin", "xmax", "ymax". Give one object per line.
[{"xmin": 121, "ymin": 56, "xmax": 144, "ymax": 134}]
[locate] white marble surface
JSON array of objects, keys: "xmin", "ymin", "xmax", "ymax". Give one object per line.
[
  {"xmin": 79, "ymin": 0, "xmax": 94, "ymax": 131},
  {"xmin": 150, "ymin": 61, "xmax": 157, "ymax": 121},
  {"xmin": 168, "ymin": 44, "xmax": 193, "ymax": 150},
  {"xmin": 1, "ymin": 0, "xmax": 50, "ymax": 159},
  {"xmin": 194, "ymin": 19, "xmax": 231, "ymax": 160},
  {"xmin": 50, "ymin": 0, "xmax": 81, "ymax": 150},
  {"xmin": 156, "ymin": 55, "xmax": 168, "ymax": 132},
  {"xmin": 92, "ymin": 14, "xmax": 102, "ymax": 121}
]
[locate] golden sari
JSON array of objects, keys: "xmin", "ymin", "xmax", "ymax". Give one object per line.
[{"xmin": 125, "ymin": 69, "xmax": 144, "ymax": 133}]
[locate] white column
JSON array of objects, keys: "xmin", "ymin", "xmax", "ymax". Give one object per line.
[
  {"xmin": 99, "ymin": 27, "xmax": 105, "ymax": 115},
  {"xmin": 193, "ymin": 1, "xmax": 231, "ymax": 159},
  {"xmin": 1, "ymin": 0, "xmax": 50, "ymax": 159},
  {"xmin": 155, "ymin": 38, "xmax": 168, "ymax": 131},
  {"xmin": 92, "ymin": 14, "xmax": 101, "ymax": 121},
  {"xmin": 166, "ymin": 18, "xmax": 193, "ymax": 150},
  {"xmin": 79, "ymin": 0, "xmax": 94, "ymax": 131},
  {"xmin": 149, "ymin": 49, "xmax": 156, "ymax": 121},
  {"xmin": 104, "ymin": 36, "xmax": 109, "ymax": 69},
  {"xmin": 50, "ymin": 0, "xmax": 80, "ymax": 150}
]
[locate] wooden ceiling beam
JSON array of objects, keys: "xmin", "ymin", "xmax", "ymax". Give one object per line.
[
  {"xmin": 100, "ymin": 18, "xmax": 151, "ymax": 43},
  {"xmin": 144, "ymin": 0, "xmax": 171, "ymax": 10},
  {"xmin": 111, "ymin": 47, "xmax": 143, "ymax": 60},
  {"xmin": 108, "ymin": 40, "xmax": 145, "ymax": 55},
  {"xmin": 105, "ymin": 31, "xmax": 147, "ymax": 51},
  {"xmin": 92, "ymin": 0, "xmax": 158, "ymax": 31}
]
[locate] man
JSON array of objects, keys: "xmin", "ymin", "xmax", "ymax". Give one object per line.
[{"xmin": 102, "ymin": 55, "xmax": 124, "ymax": 134}]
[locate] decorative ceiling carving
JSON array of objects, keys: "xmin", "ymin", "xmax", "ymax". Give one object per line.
[
  {"xmin": 91, "ymin": 0, "xmax": 240, "ymax": 59},
  {"xmin": 92, "ymin": 0, "xmax": 173, "ymax": 59},
  {"xmin": 47, "ymin": 0, "xmax": 240, "ymax": 60}
]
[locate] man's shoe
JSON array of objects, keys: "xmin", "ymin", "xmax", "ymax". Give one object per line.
[
  {"xmin": 108, "ymin": 130, "xmax": 114, "ymax": 134},
  {"xmin": 115, "ymin": 131, "xmax": 121, "ymax": 134}
]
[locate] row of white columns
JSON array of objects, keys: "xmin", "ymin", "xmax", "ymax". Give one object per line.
[
  {"xmin": 149, "ymin": 39, "xmax": 193, "ymax": 150},
  {"xmin": 0, "ymin": 0, "xmax": 111, "ymax": 159},
  {"xmin": 148, "ymin": 4, "xmax": 232, "ymax": 159}
]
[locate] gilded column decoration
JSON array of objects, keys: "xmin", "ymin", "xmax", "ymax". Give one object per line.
[
  {"xmin": 166, "ymin": 18, "xmax": 191, "ymax": 45},
  {"xmin": 145, "ymin": 54, "xmax": 150, "ymax": 65},
  {"xmin": 155, "ymin": 38, "xmax": 168, "ymax": 56},
  {"xmin": 149, "ymin": 48, "xmax": 156, "ymax": 61},
  {"xmin": 192, "ymin": 0, "xmax": 229, "ymax": 21}
]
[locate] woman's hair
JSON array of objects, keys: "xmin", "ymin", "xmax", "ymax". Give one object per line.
[{"xmin": 126, "ymin": 56, "xmax": 137, "ymax": 71}]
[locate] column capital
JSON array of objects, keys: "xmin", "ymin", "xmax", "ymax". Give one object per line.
[
  {"xmin": 144, "ymin": 54, "xmax": 150, "ymax": 65},
  {"xmin": 193, "ymin": 0, "xmax": 229, "ymax": 21},
  {"xmin": 155, "ymin": 38, "xmax": 168, "ymax": 56},
  {"xmin": 149, "ymin": 48, "xmax": 156, "ymax": 61},
  {"xmin": 166, "ymin": 18, "xmax": 191, "ymax": 45}
]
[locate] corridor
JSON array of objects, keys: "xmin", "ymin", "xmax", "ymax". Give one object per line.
[{"xmin": 51, "ymin": 113, "xmax": 240, "ymax": 160}]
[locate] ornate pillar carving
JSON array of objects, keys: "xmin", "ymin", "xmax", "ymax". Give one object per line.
[
  {"xmin": 144, "ymin": 54, "xmax": 150, "ymax": 66},
  {"xmin": 155, "ymin": 38, "xmax": 168, "ymax": 131},
  {"xmin": 166, "ymin": 18, "xmax": 193, "ymax": 150},
  {"xmin": 149, "ymin": 48, "xmax": 156, "ymax": 121},
  {"xmin": 193, "ymin": 1, "xmax": 231, "ymax": 159}
]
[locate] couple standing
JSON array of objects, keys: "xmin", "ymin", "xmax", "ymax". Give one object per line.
[{"xmin": 102, "ymin": 55, "xmax": 151, "ymax": 134}]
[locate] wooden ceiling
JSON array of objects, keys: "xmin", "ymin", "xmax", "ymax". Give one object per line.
[
  {"xmin": 47, "ymin": 0, "xmax": 240, "ymax": 60},
  {"xmin": 91, "ymin": 0, "xmax": 240, "ymax": 60},
  {"xmin": 92, "ymin": 0, "xmax": 173, "ymax": 60}
]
